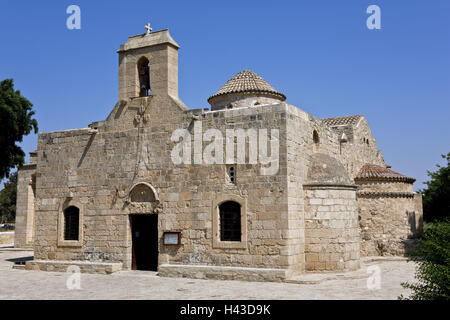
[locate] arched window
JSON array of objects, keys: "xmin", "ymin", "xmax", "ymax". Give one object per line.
[
  {"xmin": 64, "ymin": 206, "xmax": 79, "ymax": 241},
  {"xmin": 219, "ymin": 201, "xmax": 241, "ymax": 241},
  {"xmin": 137, "ymin": 57, "xmax": 150, "ymax": 97},
  {"xmin": 313, "ymin": 130, "xmax": 320, "ymax": 152},
  {"xmin": 130, "ymin": 184, "xmax": 156, "ymax": 202}
]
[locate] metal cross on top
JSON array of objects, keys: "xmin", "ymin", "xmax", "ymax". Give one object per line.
[{"xmin": 145, "ymin": 23, "xmax": 152, "ymax": 35}]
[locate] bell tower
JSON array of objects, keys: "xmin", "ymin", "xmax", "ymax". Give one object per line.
[{"xmin": 117, "ymin": 27, "xmax": 180, "ymax": 100}]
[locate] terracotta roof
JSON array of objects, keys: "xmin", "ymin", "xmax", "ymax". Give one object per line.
[
  {"xmin": 355, "ymin": 164, "xmax": 415, "ymax": 183},
  {"xmin": 321, "ymin": 115, "xmax": 363, "ymax": 127},
  {"xmin": 208, "ymin": 70, "xmax": 286, "ymax": 103}
]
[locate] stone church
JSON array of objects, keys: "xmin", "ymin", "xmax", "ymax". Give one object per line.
[{"xmin": 14, "ymin": 28, "xmax": 423, "ymax": 281}]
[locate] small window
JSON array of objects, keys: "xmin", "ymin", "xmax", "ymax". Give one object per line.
[
  {"xmin": 313, "ymin": 130, "xmax": 319, "ymax": 152},
  {"xmin": 227, "ymin": 166, "xmax": 236, "ymax": 184},
  {"xmin": 219, "ymin": 201, "xmax": 241, "ymax": 242},
  {"xmin": 64, "ymin": 206, "xmax": 79, "ymax": 241}
]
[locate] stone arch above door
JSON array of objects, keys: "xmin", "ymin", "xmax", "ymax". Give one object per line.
[
  {"xmin": 124, "ymin": 182, "xmax": 161, "ymax": 214},
  {"xmin": 128, "ymin": 182, "xmax": 159, "ymax": 202}
]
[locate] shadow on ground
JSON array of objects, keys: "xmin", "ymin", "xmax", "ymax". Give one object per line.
[{"xmin": 6, "ymin": 256, "xmax": 34, "ymax": 263}]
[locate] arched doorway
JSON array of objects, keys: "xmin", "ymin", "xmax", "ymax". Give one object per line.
[
  {"xmin": 128, "ymin": 183, "xmax": 158, "ymax": 271},
  {"xmin": 130, "ymin": 214, "xmax": 158, "ymax": 271}
]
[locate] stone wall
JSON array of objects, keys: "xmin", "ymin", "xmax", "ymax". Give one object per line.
[
  {"xmin": 284, "ymin": 104, "xmax": 344, "ymax": 275},
  {"xmin": 32, "ymin": 97, "xmax": 295, "ymax": 274},
  {"xmin": 33, "ymin": 126, "xmax": 132, "ymax": 265},
  {"xmin": 304, "ymin": 187, "xmax": 359, "ymax": 271},
  {"xmin": 357, "ymin": 180, "xmax": 421, "ymax": 256},
  {"xmin": 0, "ymin": 232, "xmax": 15, "ymax": 245},
  {"xmin": 158, "ymin": 263, "xmax": 288, "ymax": 282},
  {"xmin": 413, "ymin": 193, "xmax": 423, "ymax": 235},
  {"xmin": 158, "ymin": 103, "xmax": 290, "ymax": 271},
  {"xmin": 284, "ymin": 106, "xmax": 368, "ymax": 274},
  {"xmin": 26, "ymin": 259, "xmax": 122, "ymax": 274},
  {"xmin": 14, "ymin": 164, "xmax": 36, "ymax": 248},
  {"xmin": 210, "ymin": 94, "xmax": 282, "ymax": 111},
  {"xmin": 338, "ymin": 117, "xmax": 386, "ymax": 180},
  {"xmin": 24, "ymin": 96, "xmax": 417, "ymax": 278}
]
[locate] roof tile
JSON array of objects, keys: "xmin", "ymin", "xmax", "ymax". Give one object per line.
[
  {"xmin": 208, "ymin": 70, "xmax": 286, "ymax": 102},
  {"xmin": 321, "ymin": 115, "xmax": 363, "ymax": 127},
  {"xmin": 355, "ymin": 164, "xmax": 415, "ymax": 183}
]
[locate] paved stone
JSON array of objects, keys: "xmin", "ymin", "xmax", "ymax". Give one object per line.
[{"xmin": 0, "ymin": 249, "xmax": 417, "ymax": 300}]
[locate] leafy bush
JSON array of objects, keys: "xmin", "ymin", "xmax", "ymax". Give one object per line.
[
  {"xmin": 0, "ymin": 172, "xmax": 17, "ymax": 223},
  {"xmin": 420, "ymin": 153, "xmax": 450, "ymax": 222},
  {"xmin": 400, "ymin": 218, "xmax": 450, "ymax": 300},
  {"xmin": 0, "ymin": 79, "xmax": 38, "ymax": 179}
]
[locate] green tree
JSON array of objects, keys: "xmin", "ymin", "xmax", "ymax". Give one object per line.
[
  {"xmin": 0, "ymin": 172, "xmax": 17, "ymax": 223},
  {"xmin": 0, "ymin": 79, "xmax": 38, "ymax": 179},
  {"xmin": 420, "ymin": 153, "xmax": 450, "ymax": 222},
  {"xmin": 400, "ymin": 218, "xmax": 450, "ymax": 300}
]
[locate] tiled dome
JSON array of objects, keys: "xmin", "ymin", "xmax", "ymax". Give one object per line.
[{"xmin": 207, "ymin": 70, "xmax": 286, "ymax": 103}]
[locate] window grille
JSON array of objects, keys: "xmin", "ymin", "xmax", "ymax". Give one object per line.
[
  {"xmin": 219, "ymin": 201, "xmax": 241, "ymax": 241},
  {"xmin": 64, "ymin": 206, "xmax": 79, "ymax": 241}
]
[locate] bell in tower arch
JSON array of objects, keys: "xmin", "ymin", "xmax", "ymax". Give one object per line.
[{"xmin": 138, "ymin": 57, "xmax": 150, "ymax": 97}]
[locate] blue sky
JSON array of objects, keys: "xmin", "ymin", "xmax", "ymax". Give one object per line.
[{"xmin": 0, "ymin": 0, "xmax": 449, "ymax": 190}]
